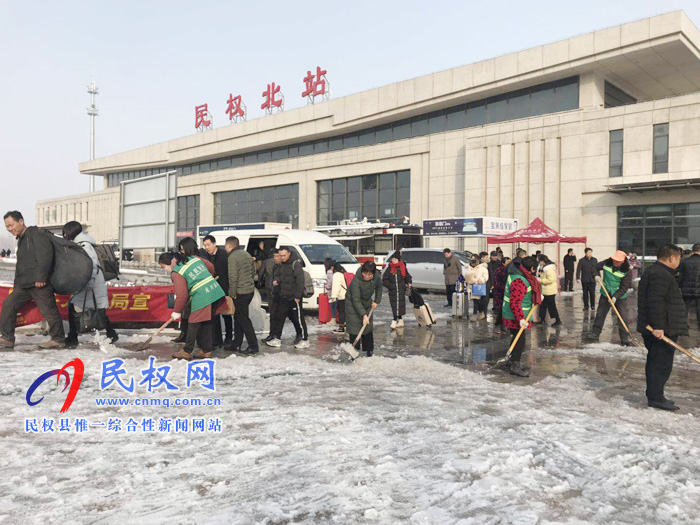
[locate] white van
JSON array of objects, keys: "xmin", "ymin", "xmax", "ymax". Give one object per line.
[{"xmin": 206, "ymin": 229, "xmax": 360, "ymax": 310}]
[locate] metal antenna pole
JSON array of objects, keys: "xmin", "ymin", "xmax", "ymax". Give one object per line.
[{"xmin": 87, "ymin": 79, "xmax": 99, "ymax": 192}]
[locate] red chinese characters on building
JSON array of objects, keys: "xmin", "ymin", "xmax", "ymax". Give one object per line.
[
  {"xmin": 226, "ymin": 94, "xmax": 245, "ymax": 122},
  {"xmin": 194, "ymin": 104, "xmax": 212, "ymax": 130},
  {"xmin": 302, "ymin": 66, "xmax": 328, "ymax": 98},
  {"xmin": 261, "ymin": 82, "xmax": 283, "ymax": 112}
]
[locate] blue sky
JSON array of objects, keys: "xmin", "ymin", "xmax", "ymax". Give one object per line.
[{"xmin": 1, "ymin": 0, "xmax": 699, "ymax": 226}]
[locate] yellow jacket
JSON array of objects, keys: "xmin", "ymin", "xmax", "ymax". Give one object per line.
[{"xmin": 539, "ymin": 263, "xmax": 558, "ymax": 296}]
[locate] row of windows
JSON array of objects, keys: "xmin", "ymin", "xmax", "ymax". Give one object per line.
[
  {"xmin": 608, "ymin": 123, "xmax": 669, "ymax": 177},
  {"xmin": 213, "ymin": 184, "xmax": 299, "ymax": 227},
  {"xmin": 104, "ymin": 77, "xmax": 580, "ymax": 187},
  {"xmin": 317, "ymin": 171, "xmax": 410, "ymax": 225},
  {"xmin": 106, "ymin": 169, "xmax": 176, "ymax": 188},
  {"xmin": 38, "ymin": 203, "xmax": 89, "ymax": 225}
]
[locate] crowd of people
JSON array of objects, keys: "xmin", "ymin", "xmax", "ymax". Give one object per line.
[{"xmin": 0, "ymin": 209, "xmax": 697, "ymax": 412}]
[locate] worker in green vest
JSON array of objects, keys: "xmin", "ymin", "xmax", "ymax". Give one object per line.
[
  {"xmin": 501, "ymin": 256, "xmax": 541, "ymax": 377},
  {"xmin": 586, "ymin": 250, "xmax": 633, "ymax": 345},
  {"xmin": 159, "ymin": 238, "xmax": 227, "ymax": 360}
]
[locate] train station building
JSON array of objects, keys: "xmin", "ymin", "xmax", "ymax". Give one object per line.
[{"xmin": 37, "ymin": 11, "xmax": 700, "ymax": 262}]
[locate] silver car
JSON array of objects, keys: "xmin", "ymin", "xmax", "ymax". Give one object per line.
[{"xmin": 386, "ymin": 248, "xmax": 472, "ymax": 291}]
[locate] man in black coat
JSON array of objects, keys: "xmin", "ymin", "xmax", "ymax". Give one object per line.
[
  {"xmin": 637, "ymin": 244, "xmax": 688, "ymax": 411},
  {"xmin": 0, "ymin": 211, "xmax": 65, "ymax": 349},
  {"xmin": 266, "ymin": 247, "xmax": 308, "ymax": 349},
  {"xmin": 201, "ymin": 235, "xmax": 233, "ymax": 347},
  {"xmin": 576, "ymin": 248, "xmax": 599, "ymax": 311},
  {"xmin": 563, "ymin": 248, "xmax": 576, "ymax": 291},
  {"xmin": 678, "ymin": 243, "xmax": 700, "ymax": 328}
]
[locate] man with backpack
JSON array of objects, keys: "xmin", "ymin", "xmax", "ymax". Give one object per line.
[
  {"xmin": 0, "ymin": 211, "xmax": 65, "ymax": 349},
  {"xmin": 266, "ymin": 246, "xmax": 309, "ymax": 349},
  {"xmin": 224, "ymin": 236, "xmax": 258, "ymax": 355}
]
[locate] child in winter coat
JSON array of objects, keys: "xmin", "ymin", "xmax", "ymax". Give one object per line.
[
  {"xmin": 537, "ymin": 254, "xmax": 561, "ymax": 326},
  {"xmin": 330, "ymin": 263, "xmax": 349, "ymax": 333},
  {"xmin": 345, "ymin": 261, "xmax": 382, "ymax": 357},
  {"xmin": 382, "ymin": 254, "xmax": 412, "ymax": 330},
  {"xmin": 465, "ymin": 257, "xmax": 489, "ymax": 321}
]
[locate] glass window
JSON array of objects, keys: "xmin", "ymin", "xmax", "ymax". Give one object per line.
[
  {"xmin": 257, "ymin": 150, "xmax": 271, "ymax": 163},
  {"xmin": 393, "ymin": 119, "xmax": 411, "ymax": 140},
  {"xmin": 218, "ymin": 157, "xmax": 232, "ymax": 169},
  {"xmin": 605, "ymin": 81, "xmax": 636, "ymax": 108},
  {"xmin": 446, "ymin": 105, "xmax": 467, "ymax": 131},
  {"xmin": 314, "ymin": 140, "xmax": 329, "ymax": 154},
  {"xmin": 363, "ymin": 174, "xmax": 378, "ymax": 191},
  {"xmin": 244, "ymin": 153, "xmax": 257, "ymax": 165},
  {"xmin": 318, "ymin": 180, "xmax": 331, "ymax": 195},
  {"xmin": 466, "ymin": 101, "xmax": 486, "ymax": 127},
  {"xmin": 428, "ymin": 110, "xmax": 447, "ymax": 134},
  {"xmin": 411, "ymin": 116, "xmax": 428, "ymax": 137},
  {"xmin": 358, "ymin": 129, "xmax": 376, "ymax": 147},
  {"xmin": 380, "ymin": 172, "xmax": 395, "ymax": 190},
  {"xmin": 328, "ymin": 137, "xmax": 343, "ymax": 151},
  {"xmin": 272, "ymin": 148, "xmax": 287, "ymax": 161},
  {"xmin": 487, "ymin": 96, "xmax": 508, "ymax": 123},
  {"xmin": 347, "ymin": 176, "xmax": 362, "ymax": 193},
  {"xmin": 288, "ymin": 145, "xmax": 299, "ymax": 158},
  {"xmin": 343, "ymin": 133, "xmax": 359, "ymax": 149},
  {"xmin": 609, "ymin": 130, "xmax": 624, "ymax": 177},
  {"xmin": 653, "ymin": 123, "xmax": 669, "ymax": 174},
  {"xmin": 231, "ymin": 156, "xmax": 244, "ymax": 168},
  {"xmin": 555, "ymin": 78, "xmax": 579, "ymax": 111},
  {"xmin": 299, "ymin": 142, "xmax": 314, "ymax": 156},
  {"xmin": 397, "ymin": 170, "xmax": 410, "ymax": 188},
  {"xmin": 508, "ymin": 90, "xmax": 531, "ymax": 120},
  {"xmin": 375, "ymin": 124, "xmax": 392, "ymax": 144}
]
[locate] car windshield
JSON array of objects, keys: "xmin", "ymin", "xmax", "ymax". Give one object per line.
[{"xmin": 299, "ymin": 244, "xmax": 358, "ymax": 265}]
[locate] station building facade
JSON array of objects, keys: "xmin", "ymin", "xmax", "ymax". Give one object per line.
[{"xmin": 37, "ymin": 11, "xmax": 700, "ymax": 263}]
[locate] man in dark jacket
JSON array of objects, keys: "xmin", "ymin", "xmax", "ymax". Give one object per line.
[
  {"xmin": 225, "ymin": 236, "xmax": 258, "ymax": 354},
  {"xmin": 637, "ymin": 244, "xmax": 687, "ymax": 411},
  {"xmin": 201, "ymin": 235, "xmax": 232, "ymax": 347},
  {"xmin": 563, "ymin": 249, "xmax": 576, "ymax": 291},
  {"xmin": 576, "ymin": 248, "xmax": 599, "ymax": 311},
  {"xmin": 585, "ymin": 251, "xmax": 633, "ymax": 345},
  {"xmin": 678, "ymin": 243, "xmax": 700, "ymax": 328},
  {"xmin": 487, "ymin": 251, "xmax": 501, "ymax": 311},
  {"xmin": 0, "ymin": 211, "xmax": 65, "ymax": 348},
  {"xmin": 266, "ymin": 246, "xmax": 308, "ymax": 349},
  {"xmin": 259, "ymin": 249, "xmax": 281, "ymax": 342}
]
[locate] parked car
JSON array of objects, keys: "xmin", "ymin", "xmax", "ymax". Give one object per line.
[{"xmin": 385, "ymin": 248, "xmax": 473, "ymax": 291}]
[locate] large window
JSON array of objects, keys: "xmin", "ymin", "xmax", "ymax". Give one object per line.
[
  {"xmin": 653, "ymin": 123, "xmax": 669, "ymax": 174},
  {"xmin": 177, "ymin": 195, "xmax": 199, "ymax": 233},
  {"xmin": 605, "ymin": 82, "xmax": 636, "ymax": 108},
  {"xmin": 618, "ymin": 203, "xmax": 700, "ymax": 270},
  {"xmin": 609, "ymin": 130, "xmax": 623, "ymax": 177},
  {"xmin": 214, "ymin": 184, "xmax": 299, "ymax": 227},
  {"xmin": 317, "ymin": 171, "xmax": 410, "ymax": 226},
  {"xmin": 104, "ymin": 77, "xmax": 581, "ymax": 187}
]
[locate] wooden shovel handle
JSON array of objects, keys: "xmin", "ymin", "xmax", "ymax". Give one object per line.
[{"xmin": 645, "ymin": 325, "xmax": 700, "ymax": 366}]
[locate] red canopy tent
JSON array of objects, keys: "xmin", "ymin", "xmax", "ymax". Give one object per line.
[{"xmin": 487, "ymin": 218, "xmax": 587, "ymax": 291}]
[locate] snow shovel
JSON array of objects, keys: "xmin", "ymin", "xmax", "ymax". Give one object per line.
[
  {"xmin": 340, "ymin": 307, "xmax": 374, "ymax": 360},
  {"xmin": 646, "ymin": 325, "xmax": 700, "ymax": 366},
  {"xmin": 491, "ymin": 307, "xmax": 535, "ymax": 369},
  {"xmin": 128, "ymin": 318, "xmax": 174, "ymax": 351},
  {"xmin": 599, "ymin": 280, "xmax": 644, "ymax": 348}
]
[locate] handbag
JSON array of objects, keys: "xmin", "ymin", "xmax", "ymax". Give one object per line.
[
  {"xmin": 79, "ymin": 290, "xmax": 104, "ymax": 333},
  {"xmin": 472, "ymin": 283, "xmax": 487, "ymax": 297},
  {"xmin": 222, "ymin": 296, "xmax": 235, "ymax": 316}
]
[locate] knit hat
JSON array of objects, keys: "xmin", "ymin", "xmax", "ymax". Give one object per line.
[{"xmin": 611, "ymin": 250, "xmax": 627, "ymax": 263}]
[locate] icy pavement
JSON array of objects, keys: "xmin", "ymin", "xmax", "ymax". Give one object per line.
[{"xmin": 1, "ymin": 292, "xmax": 700, "ymax": 524}]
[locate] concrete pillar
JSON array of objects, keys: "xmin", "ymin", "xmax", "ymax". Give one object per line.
[{"xmin": 579, "ymin": 73, "xmax": 605, "ymax": 110}]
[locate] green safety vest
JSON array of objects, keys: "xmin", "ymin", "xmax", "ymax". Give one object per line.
[
  {"xmin": 502, "ymin": 274, "xmax": 533, "ymax": 321},
  {"xmin": 601, "ymin": 264, "xmax": 628, "ymax": 299},
  {"xmin": 174, "ymin": 258, "xmax": 225, "ymax": 312}
]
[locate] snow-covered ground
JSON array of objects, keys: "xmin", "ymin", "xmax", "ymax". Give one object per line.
[{"xmin": 2, "ymin": 337, "xmax": 700, "ymax": 524}]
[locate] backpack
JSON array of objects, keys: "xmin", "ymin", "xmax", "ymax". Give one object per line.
[
  {"xmin": 95, "ymin": 244, "xmax": 120, "ymax": 281},
  {"xmin": 293, "ymin": 260, "xmax": 315, "ymax": 298},
  {"xmin": 39, "ymin": 230, "xmax": 93, "ymax": 295}
]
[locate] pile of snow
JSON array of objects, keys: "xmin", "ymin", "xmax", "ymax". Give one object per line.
[{"xmin": 1, "ymin": 349, "xmax": 700, "ymax": 523}]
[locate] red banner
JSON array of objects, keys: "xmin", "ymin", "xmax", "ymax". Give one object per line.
[{"xmin": 0, "ymin": 285, "xmax": 174, "ymax": 327}]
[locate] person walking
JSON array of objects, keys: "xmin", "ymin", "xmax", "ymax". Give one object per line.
[
  {"xmin": 225, "ymin": 236, "xmax": 259, "ymax": 354},
  {"xmin": 501, "ymin": 256, "xmax": 541, "ymax": 377},
  {"xmin": 465, "ymin": 256, "xmax": 489, "ymax": 321},
  {"xmin": 62, "ymin": 221, "xmax": 118, "ymax": 347},
  {"xmin": 324, "ymin": 258, "xmax": 336, "ymax": 325},
  {"xmin": 382, "ymin": 253, "xmax": 412, "ymax": 329},
  {"xmin": 678, "ymin": 243, "xmax": 700, "ymax": 328},
  {"xmin": 576, "ymin": 248, "xmax": 599, "ymax": 311},
  {"xmin": 637, "ymin": 244, "xmax": 687, "ymax": 411},
  {"xmin": 585, "ymin": 251, "xmax": 633, "ymax": 345},
  {"xmin": 443, "ymin": 248, "xmax": 462, "ymax": 308},
  {"xmin": 346, "ymin": 261, "xmax": 382, "ymax": 357},
  {"xmin": 537, "ymin": 254, "xmax": 561, "ymax": 326},
  {"xmin": 330, "ymin": 262, "xmax": 348, "ymax": 333},
  {"xmin": 266, "ymin": 246, "xmax": 309, "ymax": 349},
  {"xmin": 201, "ymin": 235, "xmax": 233, "ymax": 347},
  {"xmin": 492, "ymin": 257, "xmax": 510, "ymax": 334},
  {"xmin": 259, "ymin": 249, "xmax": 282, "ymax": 343},
  {"xmin": 563, "ymin": 248, "xmax": 576, "ymax": 292},
  {"xmin": 487, "ymin": 251, "xmax": 501, "ymax": 312},
  {"xmin": 0, "ymin": 211, "xmax": 65, "ymax": 349}
]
